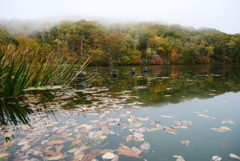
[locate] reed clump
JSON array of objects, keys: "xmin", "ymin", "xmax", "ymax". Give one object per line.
[{"xmin": 0, "ymin": 44, "xmax": 89, "ymax": 98}]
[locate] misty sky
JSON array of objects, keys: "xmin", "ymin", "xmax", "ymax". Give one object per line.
[{"xmin": 0, "ymin": 0, "xmax": 239, "ymax": 34}]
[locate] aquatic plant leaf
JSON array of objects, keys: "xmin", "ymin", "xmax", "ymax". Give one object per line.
[
  {"xmin": 48, "ymin": 139, "xmax": 65, "ymax": 145},
  {"xmin": 229, "ymin": 153, "xmax": 240, "ymax": 160},
  {"xmin": 102, "ymin": 152, "xmax": 116, "ymax": 159},
  {"xmin": 212, "ymin": 155, "xmax": 222, "ymax": 161},
  {"xmin": 117, "ymin": 147, "xmax": 142, "ymax": 158},
  {"xmin": 180, "ymin": 140, "xmax": 190, "ymax": 146},
  {"xmin": 140, "ymin": 142, "xmax": 150, "ymax": 151},
  {"xmin": 0, "ymin": 152, "xmax": 10, "ymax": 158}
]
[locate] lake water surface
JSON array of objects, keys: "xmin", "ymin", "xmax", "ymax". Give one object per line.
[{"xmin": 1, "ymin": 64, "xmax": 240, "ymax": 161}]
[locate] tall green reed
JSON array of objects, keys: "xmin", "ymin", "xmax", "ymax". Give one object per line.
[{"xmin": 0, "ymin": 44, "xmax": 89, "ymax": 98}]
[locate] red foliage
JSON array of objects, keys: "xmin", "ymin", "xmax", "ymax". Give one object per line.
[{"xmin": 150, "ymin": 54, "xmax": 163, "ymax": 64}]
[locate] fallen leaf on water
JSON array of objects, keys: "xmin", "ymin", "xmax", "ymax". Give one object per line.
[
  {"xmin": 0, "ymin": 152, "xmax": 10, "ymax": 159},
  {"xmin": 180, "ymin": 140, "xmax": 190, "ymax": 146},
  {"xmin": 173, "ymin": 155, "xmax": 185, "ymax": 161},
  {"xmin": 79, "ymin": 124, "xmax": 88, "ymax": 128},
  {"xmin": 44, "ymin": 150, "xmax": 62, "ymax": 157},
  {"xmin": 117, "ymin": 147, "xmax": 142, "ymax": 158},
  {"xmin": 43, "ymin": 153, "xmax": 66, "ymax": 160},
  {"xmin": 212, "ymin": 155, "xmax": 222, "ymax": 161},
  {"xmin": 221, "ymin": 119, "xmax": 235, "ymax": 124},
  {"xmin": 220, "ymin": 126, "xmax": 231, "ymax": 131},
  {"xmin": 82, "ymin": 149, "xmax": 100, "ymax": 161},
  {"xmin": 48, "ymin": 139, "xmax": 65, "ymax": 145},
  {"xmin": 165, "ymin": 130, "xmax": 177, "ymax": 134},
  {"xmin": 101, "ymin": 126, "xmax": 110, "ymax": 134},
  {"xmin": 102, "ymin": 152, "xmax": 116, "ymax": 159},
  {"xmin": 160, "ymin": 115, "xmax": 173, "ymax": 118},
  {"xmin": 210, "ymin": 128, "xmax": 228, "ymax": 132},
  {"xmin": 131, "ymin": 146, "xmax": 142, "ymax": 155},
  {"xmin": 140, "ymin": 142, "xmax": 150, "ymax": 151},
  {"xmin": 229, "ymin": 153, "xmax": 240, "ymax": 160},
  {"xmin": 98, "ymin": 149, "xmax": 116, "ymax": 155},
  {"xmin": 98, "ymin": 135, "xmax": 108, "ymax": 139},
  {"xmin": 4, "ymin": 133, "xmax": 12, "ymax": 137},
  {"xmin": 126, "ymin": 135, "xmax": 133, "ymax": 142}
]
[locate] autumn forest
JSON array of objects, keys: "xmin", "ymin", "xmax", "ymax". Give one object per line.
[{"xmin": 1, "ymin": 19, "xmax": 240, "ymax": 66}]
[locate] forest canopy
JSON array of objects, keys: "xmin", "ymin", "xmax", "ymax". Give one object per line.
[{"xmin": 1, "ymin": 19, "xmax": 240, "ymax": 66}]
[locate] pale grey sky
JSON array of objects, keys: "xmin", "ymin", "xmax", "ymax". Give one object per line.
[{"xmin": 0, "ymin": 0, "xmax": 239, "ymax": 34}]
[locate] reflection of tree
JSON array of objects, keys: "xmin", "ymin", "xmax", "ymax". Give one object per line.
[{"xmin": 88, "ymin": 65, "xmax": 240, "ymax": 106}]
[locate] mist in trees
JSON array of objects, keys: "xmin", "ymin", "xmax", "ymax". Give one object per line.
[{"xmin": 1, "ymin": 18, "xmax": 240, "ymax": 66}]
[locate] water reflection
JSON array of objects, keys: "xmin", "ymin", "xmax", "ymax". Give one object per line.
[{"xmin": 0, "ymin": 65, "xmax": 240, "ymax": 161}]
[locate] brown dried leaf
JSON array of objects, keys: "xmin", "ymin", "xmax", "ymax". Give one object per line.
[
  {"xmin": 82, "ymin": 149, "xmax": 100, "ymax": 161},
  {"xmin": 101, "ymin": 126, "xmax": 110, "ymax": 134},
  {"xmin": 48, "ymin": 139, "xmax": 65, "ymax": 145},
  {"xmin": 131, "ymin": 146, "xmax": 141, "ymax": 155},
  {"xmin": 126, "ymin": 135, "xmax": 133, "ymax": 142},
  {"xmin": 117, "ymin": 147, "xmax": 142, "ymax": 158},
  {"xmin": 165, "ymin": 130, "xmax": 177, "ymax": 134},
  {"xmin": 140, "ymin": 142, "xmax": 150, "ymax": 151},
  {"xmin": 180, "ymin": 140, "xmax": 190, "ymax": 146},
  {"xmin": 44, "ymin": 150, "xmax": 62, "ymax": 157},
  {"xmin": 98, "ymin": 149, "xmax": 116, "ymax": 156}
]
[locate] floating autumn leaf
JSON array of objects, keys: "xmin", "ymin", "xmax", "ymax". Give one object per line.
[
  {"xmin": 229, "ymin": 153, "xmax": 240, "ymax": 160},
  {"xmin": 173, "ymin": 155, "xmax": 185, "ymax": 161},
  {"xmin": 180, "ymin": 140, "xmax": 190, "ymax": 146},
  {"xmin": 212, "ymin": 155, "xmax": 222, "ymax": 161},
  {"xmin": 102, "ymin": 152, "xmax": 117, "ymax": 159},
  {"xmin": 98, "ymin": 149, "xmax": 116, "ymax": 155},
  {"xmin": 82, "ymin": 149, "xmax": 100, "ymax": 161},
  {"xmin": 220, "ymin": 126, "xmax": 231, "ymax": 131},
  {"xmin": 48, "ymin": 139, "xmax": 65, "ymax": 145},
  {"xmin": 98, "ymin": 135, "xmax": 108, "ymax": 139},
  {"xmin": 126, "ymin": 135, "xmax": 133, "ymax": 142},
  {"xmin": 0, "ymin": 152, "xmax": 10, "ymax": 159},
  {"xmin": 221, "ymin": 119, "xmax": 235, "ymax": 124},
  {"xmin": 210, "ymin": 126, "xmax": 231, "ymax": 132},
  {"xmin": 165, "ymin": 129, "xmax": 177, "ymax": 134},
  {"xmin": 101, "ymin": 126, "xmax": 110, "ymax": 134},
  {"xmin": 210, "ymin": 128, "xmax": 227, "ymax": 132},
  {"xmin": 4, "ymin": 133, "xmax": 12, "ymax": 137},
  {"xmin": 140, "ymin": 142, "xmax": 150, "ymax": 151},
  {"xmin": 160, "ymin": 115, "xmax": 173, "ymax": 118},
  {"xmin": 117, "ymin": 147, "xmax": 142, "ymax": 158},
  {"xmin": 131, "ymin": 146, "xmax": 142, "ymax": 155}
]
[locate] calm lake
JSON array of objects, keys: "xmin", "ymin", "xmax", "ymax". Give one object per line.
[{"xmin": 1, "ymin": 64, "xmax": 240, "ymax": 161}]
